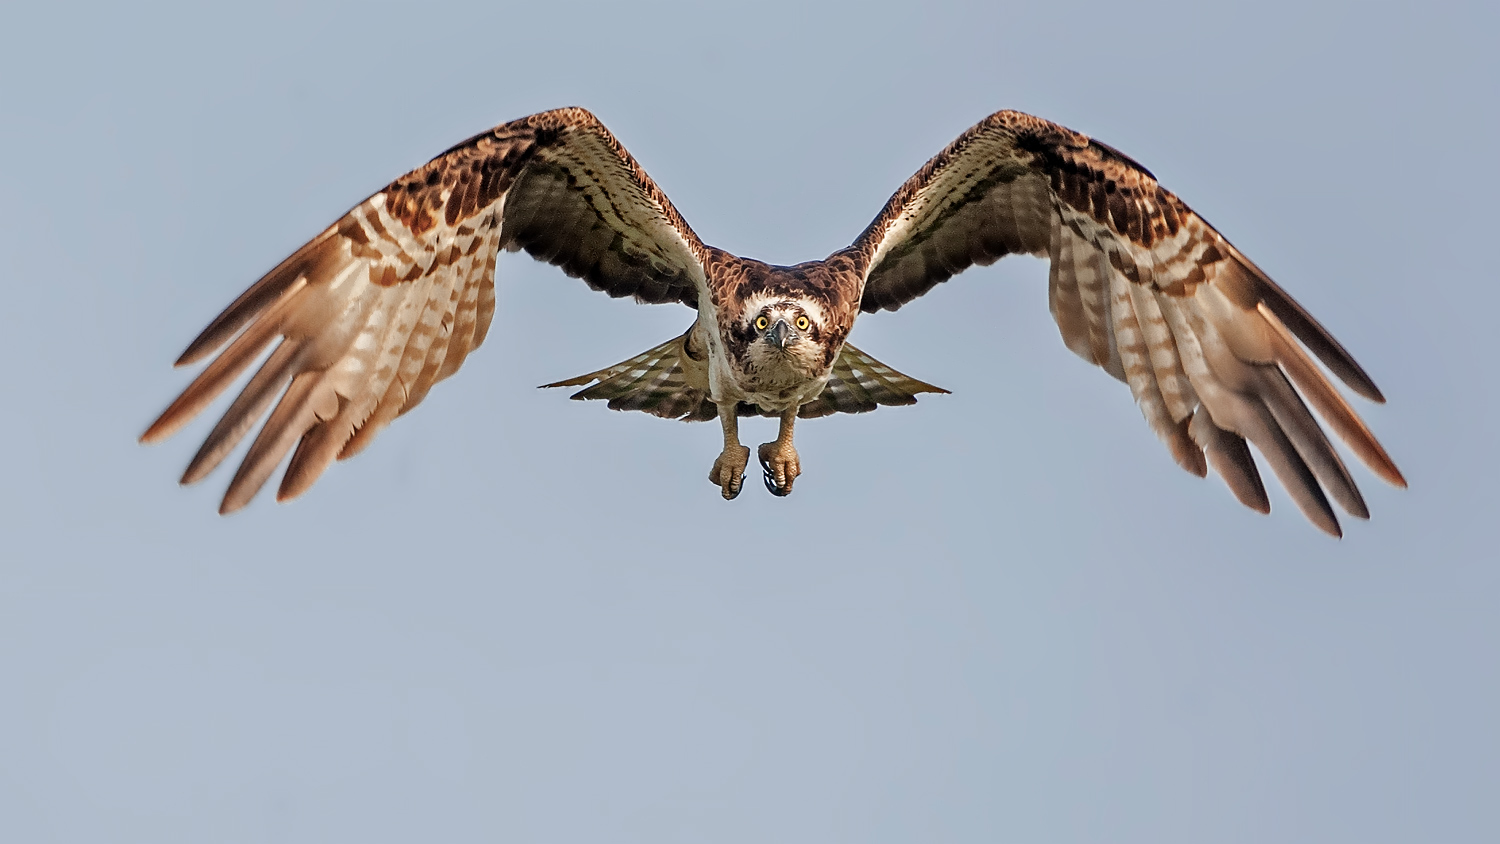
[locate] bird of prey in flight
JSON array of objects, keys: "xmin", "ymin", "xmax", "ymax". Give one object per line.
[{"xmin": 142, "ymin": 107, "xmax": 1404, "ymax": 535}]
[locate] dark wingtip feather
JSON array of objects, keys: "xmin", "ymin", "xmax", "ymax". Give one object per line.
[
  {"xmin": 1253, "ymin": 405, "xmax": 1343, "ymax": 538},
  {"xmin": 539, "ymin": 374, "xmax": 597, "ymax": 389},
  {"xmin": 175, "ymin": 232, "xmax": 336, "ymax": 367},
  {"xmin": 1191, "ymin": 408, "xmax": 1270, "ymax": 514},
  {"xmin": 1231, "ymin": 254, "xmax": 1385, "ymax": 403},
  {"xmin": 1218, "ymin": 437, "xmax": 1272, "ymax": 515}
]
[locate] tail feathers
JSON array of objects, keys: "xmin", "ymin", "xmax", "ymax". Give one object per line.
[
  {"xmin": 541, "ymin": 332, "xmax": 717, "ymax": 421},
  {"xmin": 542, "ymin": 336, "xmax": 948, "ymax": 421},
  {"xmin": 795, "ymin": 343, "xmax": 949, "ymax": 419}
]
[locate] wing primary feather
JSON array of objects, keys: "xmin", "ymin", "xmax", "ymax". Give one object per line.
[
  {"xmin": 1189, "ymin": 406, "xmax": 1270, "ymax": 513},
  {"xmin": 1239, "ymin": 397, "xmax": 1342, "ymax": 537},
  {"xmin": 149, "ymin": 107, "xmax": 1401, "ymax": 529},
  {"xmin": 836, "ymin": 107, "xmax": 1397, "ymax": 532},
  {"xmin": 1191, "ymin": 274, "xmax": 1369, "ymax": 518},
  {"xmin": 1251, "ymin": 366, "xmax": 1368, "ymax": 519},
  {"xmin": 176, "ymin": 231, "xmax": 338, "ymax": 366},
  {"xmin": 220, "ymin": 370, "xmax": 338, "ymax": 514},
  {"xmin": 147, "ymin": 108, "xmax": 714, "ymax": 511},
  {"xmin": 278, "ymin": 399, "xmax": 354, "ymax": 503},
  {"xmin": 1160, "ymin": 293, "xmax": 1341, "ymax": 535},
  {"xmin": 180, "ymin": 339, "xmax": 306, "ymax": 485},
  {"xmin": 1257, "ymin": 304, "xmax": 1404, "ymax": 487},
  {"xmin": 1233, "ymin": 253, "xmax": 1384, "ymax": 402},
  {"xmin": 141, "ymin": 278, "xmax": 308, "ymax": 444}
]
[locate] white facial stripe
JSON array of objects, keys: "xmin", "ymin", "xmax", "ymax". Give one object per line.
[{"xmin": 738, "ymin": 292, "xmax": 829, "ymax": 327}]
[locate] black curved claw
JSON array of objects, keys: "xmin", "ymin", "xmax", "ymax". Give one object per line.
[
  {"xmin": 723, "ymin": 474, "xmax": 744, "ymax": 500},
  {"xmin": 763, "ymin": 469, "xmax": 792, "ymax": 497}
]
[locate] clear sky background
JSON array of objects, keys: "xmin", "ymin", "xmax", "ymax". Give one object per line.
[{"xmin": 2, "ymin": 1, "xmax": 1496, "ymax": 841}]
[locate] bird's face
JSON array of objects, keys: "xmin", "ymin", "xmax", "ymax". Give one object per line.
[{"xmin": 733, "ymin": 297, "xmax": 832, "ymax": 382}]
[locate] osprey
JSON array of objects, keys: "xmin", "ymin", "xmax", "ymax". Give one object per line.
[{"xmin": 142, "ymin": 108, "xmax": 1404, "ymax": 535}]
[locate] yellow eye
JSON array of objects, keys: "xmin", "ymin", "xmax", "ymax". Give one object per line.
[
  {"xmin": 795, "ymin": 315, "xmax": 810, "ymax": 331},
  {"xmin": 755, "ymin": 315, "xmax": 769, "ymax": 331}
]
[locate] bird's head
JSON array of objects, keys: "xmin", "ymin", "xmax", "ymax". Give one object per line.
[{"xmin": 732, "ymin": 295, "xmax": 834, "ymax": 380}]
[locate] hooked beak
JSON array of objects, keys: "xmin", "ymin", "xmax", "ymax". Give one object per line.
[{"xmin": 765, "ymin": 318, "xmax": 797, "ymax": 350}]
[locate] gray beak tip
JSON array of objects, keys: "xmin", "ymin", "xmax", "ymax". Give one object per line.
[{"xmin": 766, "ymin": 319, "xmax": 796, "ymax": 349}]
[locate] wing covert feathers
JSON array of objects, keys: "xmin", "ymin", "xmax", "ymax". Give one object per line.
[
  {"xmin": 849, "ymin": 109, "xmax": 1402, "ymax": 535},
  {"xmin": 145, "ymin": 105, "xmax": 1402, "ymax": 533},
  {"xmin": 143, "ymin": 107, "xmax": 707, "ymax": 512}
]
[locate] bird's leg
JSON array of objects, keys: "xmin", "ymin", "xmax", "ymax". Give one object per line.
[
  {"xmin": 708, "ymin": 403, "xmax": 751, "ymax": 500},
  {"xmin": 758, "ymin": 409, "xmax": 802, "ymax": 497}
]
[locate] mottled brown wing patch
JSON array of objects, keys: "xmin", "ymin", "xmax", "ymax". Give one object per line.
[
  {"xmin": 851, "ymin": 112, "xmax": 1077, "ymax": 313},
  {"xmin": 379, "ymin": 107, "xmax": 706, "ymax": 305},
  {"xmin": 497, "ymin": 113, "xmax": 707, "ymax": 306},
  {"xmin": 143, "ymin": 107, "xmax": 710, "ymax": 512},
  {"xmin": 845, "ymin": 109, "xmax": 1402, "ymax": 534}
]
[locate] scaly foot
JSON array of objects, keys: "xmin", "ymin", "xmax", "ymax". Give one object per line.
[
  {"xmin": 709, "ymin": 444, "xmax": 751, "ymax": 500},
  {"xmin": 758, "ymin": 441, "xmax": 802, "ymax": 497}
]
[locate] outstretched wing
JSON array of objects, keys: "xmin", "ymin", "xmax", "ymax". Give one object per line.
[
  {"xmin": 142, "ymin": 107, "xmax": 708, "ymax": 513},
  {"xmin": 847, "ymin": 110, "xmax": 1403, "ymax": 536}
]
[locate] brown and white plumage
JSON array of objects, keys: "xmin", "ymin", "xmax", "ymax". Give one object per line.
[
  {"xmin": 844, "ymin": 111, "xmax": 1401, "ymax": 534},
  {"xmin": 143, "ymin": 108, "xmax": 709, "ymax": 513},
  {"xmin": 546, "ymin": 331, "xmax": 947, "ymax": 422},
  {"xmin": 143, "ymin": 106, "xmax": 1402, "ymax": 534}
]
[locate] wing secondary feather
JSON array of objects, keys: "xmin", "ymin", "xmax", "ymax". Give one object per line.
[
  {"xmin": 847, "ymin": 110, "xmax": 1402, "ymax": 535},
  {"xmin": 143, "ymin": 107, "xmax": 707, "ymax": 512}
]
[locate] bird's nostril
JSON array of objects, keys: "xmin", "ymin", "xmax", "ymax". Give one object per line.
[{"xmin": 765, "ymin": 319, "xmax": 793, "ymax": 348}]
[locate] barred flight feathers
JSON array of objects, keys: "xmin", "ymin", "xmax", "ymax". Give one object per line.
[
  {"xmin": 546, "ymin": 337, "xmax": 946, "ymax": 422},
  {"xmin": 847, "ymin": 110, "xmax": 1403, "ymax": 536},
  {"xmin": 142, "ymin": 107, "xmax": 708, "ymax": 513},
  {"xmin": 793, "ymin": 344, "xmax": 949, "ymax": 419},
  {"xmin": 143, "ymin": 106, "xmax": 1402, "ymax": 534},
  {"xmin": 542, "ymin": 331, "xmax": 718, "ymax": 422}
]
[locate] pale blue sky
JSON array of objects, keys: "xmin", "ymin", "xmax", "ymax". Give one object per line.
[{"xmin": 2, "ymin": 1, "xmax": 1497, "ymax": 841}]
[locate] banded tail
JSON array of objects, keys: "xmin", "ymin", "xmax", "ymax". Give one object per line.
[{"xmin": 542, "ymin": 331, "xmax": 948, "ymax": 421}]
